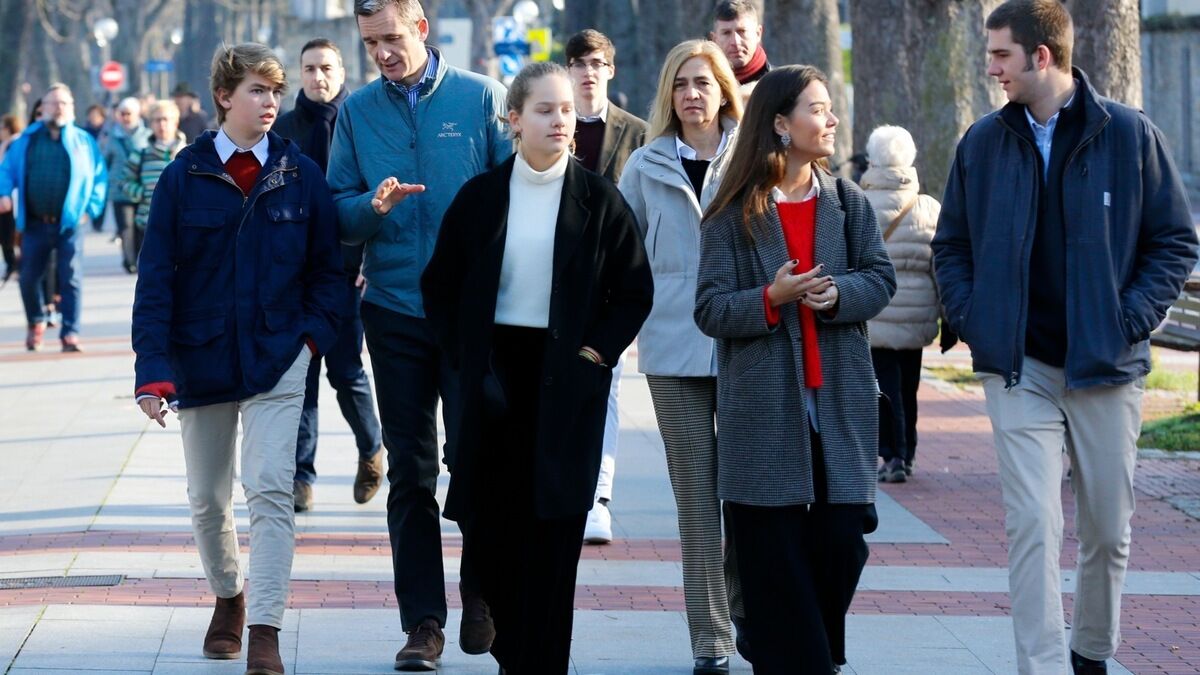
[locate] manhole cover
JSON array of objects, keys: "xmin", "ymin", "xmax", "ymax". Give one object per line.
[{"xmin": 0, "ymin": 575, "xmax": 124, "ymax": 590}]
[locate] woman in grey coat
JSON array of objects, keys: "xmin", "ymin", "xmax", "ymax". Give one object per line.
[
  {"xmin": 696, "ymin": 65, "xmax": 895, "ymax": 674},
  {"xmin": 617, "ymin": 39, "xmax": 743, "ymax": 675}
]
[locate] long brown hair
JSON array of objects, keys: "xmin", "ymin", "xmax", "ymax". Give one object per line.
[{"xmin": 702, "ymin": 65, "xmax": 828, "ymax": 240}]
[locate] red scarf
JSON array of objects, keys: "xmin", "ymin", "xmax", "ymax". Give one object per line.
[{"xmin": 735, "ymin": 45, "xmax": 768, "ymax": 84}]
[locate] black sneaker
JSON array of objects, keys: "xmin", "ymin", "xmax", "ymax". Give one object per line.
[
  {"xmin": 1071, "ymin": 650, "xmax": 1108, "ymax": 674},
  {"xmin": 878, "ymin": 458, "xmax": 907, "ymax": 483}
]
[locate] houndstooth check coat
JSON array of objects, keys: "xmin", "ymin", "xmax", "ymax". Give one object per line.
[{"xmin": 694, "ymin": 169, "xmax": 896, "ymax": 506}]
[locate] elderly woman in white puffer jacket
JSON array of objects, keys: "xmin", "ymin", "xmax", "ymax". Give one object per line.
[{"xmin": 861, "ymin": 125, "xmax": 941, "ymax": 483}]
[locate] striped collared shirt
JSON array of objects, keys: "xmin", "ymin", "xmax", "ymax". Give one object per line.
[{"xmin": 388, "ymin": 49, "xmax": 438, "ymax": 113}]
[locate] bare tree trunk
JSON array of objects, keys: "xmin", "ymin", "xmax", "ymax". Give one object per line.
[
  {"xmin": 176, "ymin": 0, "xmax": 220, "ymax": 115},
  {"xmin": 628, "ymin": 0, "xmax": 710, "ymax": 122},
  {"xmin": 850, "ymin": 0, "xmax": 1003, "ymax": 199},
  {"xmin": 765, "ymin": 0, "xmax": 852, "ymax": 172},
  {"xmin": 1064, "ymin": 0, "xmax": 1141, "ymax": 106},
  {"xmin": 0, "ymin": 0, "xmax": 32, "ymax": 115}
]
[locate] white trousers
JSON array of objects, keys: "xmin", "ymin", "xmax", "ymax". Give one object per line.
[
  {"xmin": 178, "ymin": 349, "xmax": 310, "ymax": 628},
  {"xmin": 593, "ymin": 350, "xmax": 625, "ymax": 503},
  {"xmin": 981, "ymin": 357, "xmax": 1142, "ymax": 675}
]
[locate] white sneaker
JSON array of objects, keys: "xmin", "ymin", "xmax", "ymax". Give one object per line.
[{"xmin": 583, "ymin": 501, "xmax": 613, "ymax": 544}]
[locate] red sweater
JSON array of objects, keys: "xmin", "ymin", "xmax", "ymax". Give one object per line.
[
  {"xmin": 226, "ymin": 151, "xmax": 261, "ymax": 196},
  {"xmin": 763, "ymin": 198, "xmax": 823, "ymax": 388}
]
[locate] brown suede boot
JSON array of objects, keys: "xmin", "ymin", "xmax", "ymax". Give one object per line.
[
  {"xmin": 246, "ymin": 624, "xmax": 285, "ymax": 675},
  {"xmin": 202, "ymin": 592, "xmax": 245, "ymax": 659}
]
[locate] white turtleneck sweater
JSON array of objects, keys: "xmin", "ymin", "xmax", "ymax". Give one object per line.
[{"xmin": 494, "ymin": 149, "xmax": 569, "ymax": 328}]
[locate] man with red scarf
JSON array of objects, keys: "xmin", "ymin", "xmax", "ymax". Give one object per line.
[{"xmin": 710, "ymin": 0, "xmax": 771, "ymax": 103}]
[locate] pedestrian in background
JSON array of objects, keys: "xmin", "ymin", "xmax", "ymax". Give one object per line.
[
  {"xmin": 132, "ymin": 42, "xmax": 345, "ymax": 675},
  {"xmin": 617, "ymin": 38, "xmax": 743, "ymax": 675},
  {"xmin": 564, "ymin": 27, "xmax": 649, "ymax": 546},
  {"xmin": 0, "ymin": 83, "xmax": 107, "ymax": 352},
  {"xmin": 274, "ymin": 37, "xmax": 384, "ymax": 514},
  {"xmin": 172, "ymin": 82, "xmax": 212, "ymax": 143},
  {"xmin": 0, "ymin": 114, "xmax": 24, "ymax": 283},
  {"xmin": 421, "ymin": 61, "xmax": 653, "ymax": 674},
  {"xmin": 933, "ymin": 2, "xmax": 1198, "ymax": 672},
  {"xmin": 121, "ymin": 100, "xmax": 186, "ymax": 271},
  {"xmin": 696, "ymin": 65, "xmax": 895, "ymax": 674},
  {"xmin": 82, "ymin": 104, "xmax": 106, "ymax": 140},
  {"xmin": 709, "ymin": 0, "xmax": 771, "ymax": 103},
  {"xmin": 860, "ymin": 125, "xmax": 941, "ymax": 484},
  {"xmin": 105, "ymin": 97, "xmax": 151, "ymax": 271}
]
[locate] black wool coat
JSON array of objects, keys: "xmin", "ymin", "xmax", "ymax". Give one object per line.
[{"xmin": 421, "ymin": 154, "xmax": 654, "ymax": 520}]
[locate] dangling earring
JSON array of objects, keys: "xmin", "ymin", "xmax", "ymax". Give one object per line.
[{"xmin": 780, "ymin": 132, "xmax": 791, "ymax": 148}]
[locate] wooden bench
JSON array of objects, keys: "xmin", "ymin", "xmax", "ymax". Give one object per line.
[{"xmin": 1151, "ymin": 274, "xmax": 1200, "ymax": 401}]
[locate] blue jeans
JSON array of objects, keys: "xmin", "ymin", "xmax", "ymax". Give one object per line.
[
  {"xmin": 295, "ymin": 283, "xmax": 382, "ymax": 485},
  {"xmin": 19, "ymin": 221, "xmax": 82, "ymax": 337}
]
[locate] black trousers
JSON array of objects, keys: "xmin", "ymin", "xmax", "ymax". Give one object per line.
[
  {"xmin": 360, "ymin": 301, "xmax": 466, "ymax": 632},
  {"xmin": 472, "ymin": 325, "xmax": 587, "ymax": 674},
  {"xmin": 871, "ymin": 347, "xmax": 923, "ymax": 462},
  {"xmin": 725, "ymin": 429, "xmax": 877, "ymax": 674}
]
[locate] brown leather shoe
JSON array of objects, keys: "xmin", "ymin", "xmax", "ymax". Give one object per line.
[
  {"xmin": 458, "ymin": 583, "xmax": 495, "ymax": 655},
  {"xmin": 353, "ymin": 450, "xmax": 384, "ymax": 504},
  {"xmin": 246, "ymin": 624, "xmax": 284, "ymax": 675},
  {"xmin": 394, "ymin": 618, "xmax": 444, "ymax": 671},
  {"xmin": 293, "ymin": 480, "xmax": 313, "ymax": 513},
  {"xmin": 202, "ymin": 591, "xmax": 245, "ymax": 659}
]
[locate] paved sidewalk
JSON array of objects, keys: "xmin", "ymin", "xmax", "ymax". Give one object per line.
[{"xmin": 1, "ymin": 231, "xmax": 1197, "ymax": 673}]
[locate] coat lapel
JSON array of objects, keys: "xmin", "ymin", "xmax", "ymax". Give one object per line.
[
  {"xmin": 812, "ymin": 171, "xmax": 847, "ymax": 272},
  {"xmin": 598, "ymin": 109, "xmax": 626, "ymax": 178},
  {"xmin": 552, "ymin": 159, "xmax": 591, "ymax": 283},
  {"xmin": 480, "ymin": 158, "xmax": 516, "ymax": 306}
]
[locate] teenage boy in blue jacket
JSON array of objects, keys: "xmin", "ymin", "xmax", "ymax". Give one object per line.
[
  {"xmin": 327, "ymin": 0, "xmax": 511, "ymax": 668},
  {"xmin": 131, "ymin": 43, "xmax": 345, "ymax": 675},
  {"xmin": 932, "ymin": 3, "xmax": 1197, "ymax": 674}
]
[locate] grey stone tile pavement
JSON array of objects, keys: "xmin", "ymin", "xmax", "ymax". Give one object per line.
[{"xmin": 0, "ymin": 231, "xmax": 1140, "ymax": 673}]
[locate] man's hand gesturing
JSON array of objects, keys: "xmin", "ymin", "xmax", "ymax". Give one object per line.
[{"xmin": 371, "ymin": 178, "xmax": 425, "ymax": 216}]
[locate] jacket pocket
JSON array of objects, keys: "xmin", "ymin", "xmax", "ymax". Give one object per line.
[
  {"xmin": 170, "ymin": 314, "xmax": 224, "ymax": 346},
  {"xmin": 728, "ymin": 338, "xmax": 771, "ymax": 380},
  {"xmin": 179, "ymin": 208, "xmax": 228, "ymax": 268},
  {"xmin": 267, "ymin": 203, "xmax": 308, "ymax": 262}
]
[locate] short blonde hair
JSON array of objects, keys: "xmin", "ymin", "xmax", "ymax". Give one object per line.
[
  {"xmin": 148, "ymin": 100, "xmax": 180, "ymax": 120},
  {"xmin": 209, "ymin": 43, "xmax": 287, "ymax": 124},
  {"xmin": 647, "ymin": 40, "xmax": 742, "ymax": 140}
]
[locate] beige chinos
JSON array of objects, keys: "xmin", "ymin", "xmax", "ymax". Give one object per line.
[
  {"xmin": 981, "ymin": 357, "xmax": 1142, "ymax": 675},
  {"xmin": 178, "ymin": 349, "xmax": 311, "ymax": 629}
]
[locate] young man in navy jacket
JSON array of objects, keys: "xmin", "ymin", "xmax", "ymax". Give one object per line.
[
  {"xmin": 131, "ymin": 43, "xmax": 345, "ymax": 675},
  {"xmin": 932, "ymin": 2, "xmax": 1197, "ymax": 673}
]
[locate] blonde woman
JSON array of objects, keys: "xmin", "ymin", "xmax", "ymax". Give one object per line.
[{"xmin": 618, "ymin": 40, "xmax": 743, "ymax": 675}]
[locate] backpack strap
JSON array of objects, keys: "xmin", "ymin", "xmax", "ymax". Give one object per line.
[{"xmin": 882, "ymin": 196, "xmax": 918, "ymax": 242}]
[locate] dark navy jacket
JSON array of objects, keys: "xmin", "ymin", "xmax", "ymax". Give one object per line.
[
  {"xmin": 132, "ymin": 131, "xmax": 345, "ymax": 407},
  {"xmin": 932, "ymin": 68, "xmax": 1198, "ymax": 389}
]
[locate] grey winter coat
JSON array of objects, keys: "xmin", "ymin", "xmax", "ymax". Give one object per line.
[
  {"xmin": 862, "ymin": 166, "xmax": 941, "ymax": 351},
  {"xmin": 618, "ymin": 119, "xmax": 737, "ymax": 377},
  {"xmin": 695, "ymin": 170, "xmax": 896, "ymax": 506}
]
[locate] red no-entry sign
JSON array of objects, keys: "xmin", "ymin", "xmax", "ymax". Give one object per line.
[{"xmin": 99, "ymin": 61, "xmax": 126, "ymax": 92}]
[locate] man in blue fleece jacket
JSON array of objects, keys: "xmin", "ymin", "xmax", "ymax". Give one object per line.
[{"xmin": 327, "ymin": 0, "xmax": 511, "ymax": 670}]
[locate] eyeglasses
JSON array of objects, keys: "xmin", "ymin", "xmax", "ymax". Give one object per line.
[{"xmin": 569, "ymin": 59, "xmax": 611, "ymax": 73}]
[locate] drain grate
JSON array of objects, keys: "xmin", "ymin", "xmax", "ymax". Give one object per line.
[{"xmin": 0, "ymin": 575, "xmax": 124, "ymax": 590}]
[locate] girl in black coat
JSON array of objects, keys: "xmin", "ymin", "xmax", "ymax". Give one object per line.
[{"xmin": 420, "ymin": 62, "xmax": 653, "ymax": 674}]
